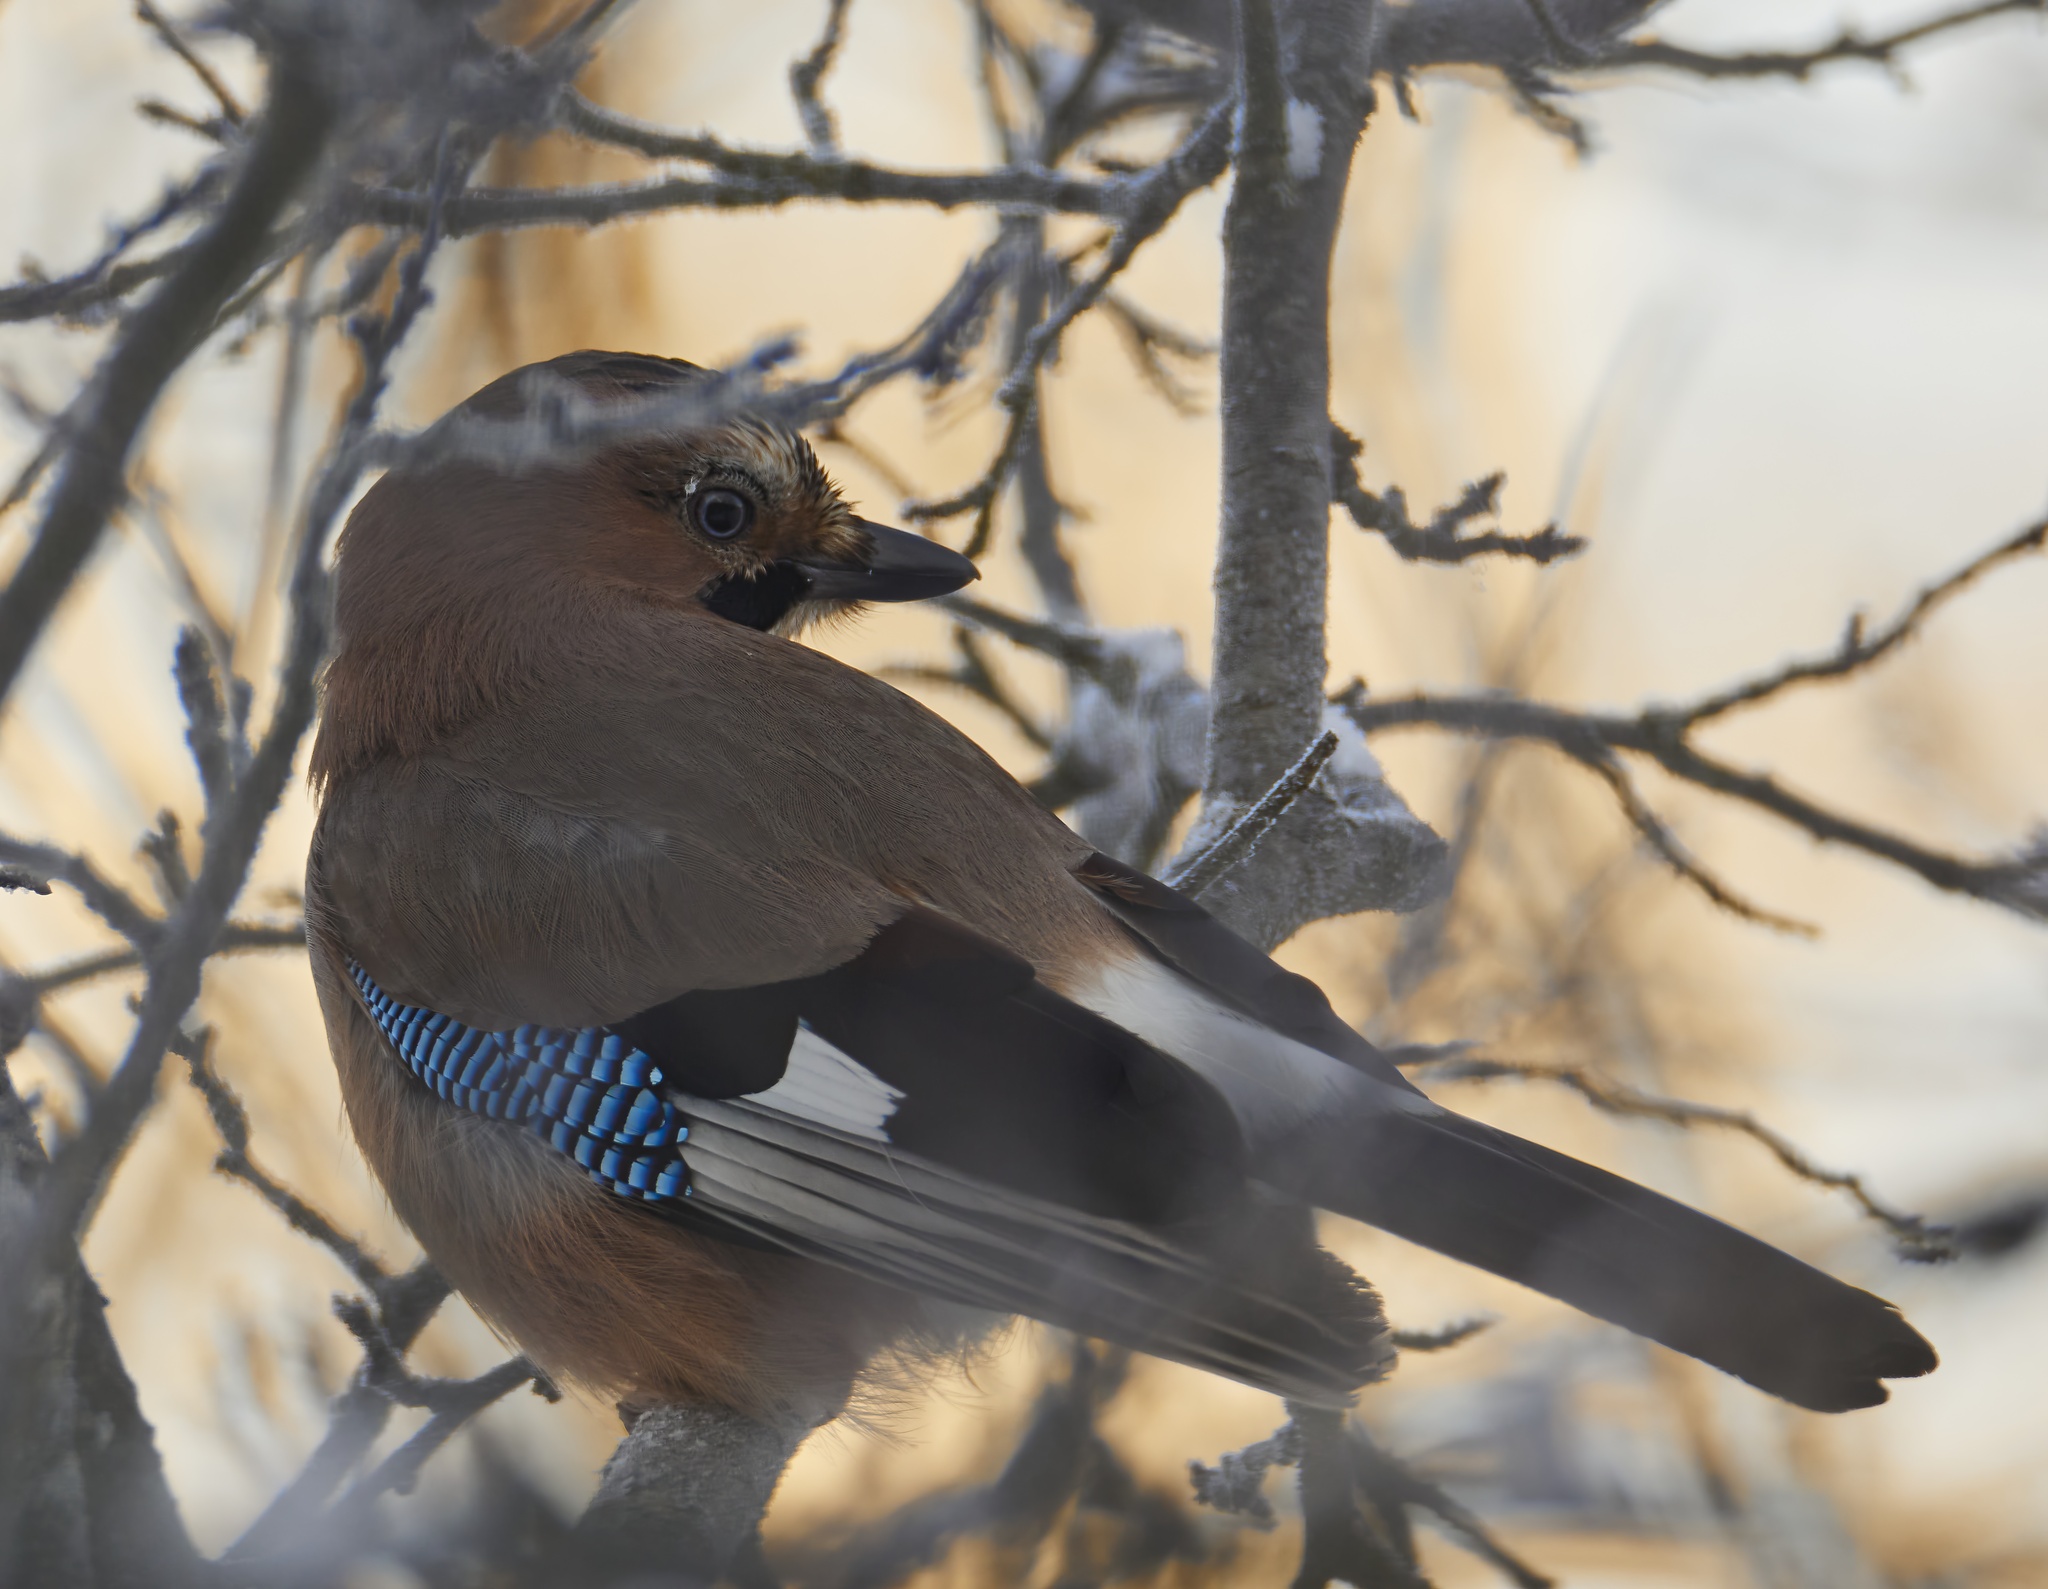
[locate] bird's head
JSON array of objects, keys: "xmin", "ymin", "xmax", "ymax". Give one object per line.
[
  {"xmin": 312, "ymin": 350, "xmax": 976, "ymax": 784},
  {"xmin": 454, "ymin": 350, "xmax": 975, "ymax": 634}
]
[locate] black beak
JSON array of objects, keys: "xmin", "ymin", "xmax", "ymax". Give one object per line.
[{"xmin": 795, "ymin": 520, "xmax": 978, "ymax": 604}]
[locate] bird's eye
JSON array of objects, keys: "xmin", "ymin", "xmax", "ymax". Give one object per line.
[{"xmin": 691, "ymin": 487, "xmax": 754, "ymax": 541}]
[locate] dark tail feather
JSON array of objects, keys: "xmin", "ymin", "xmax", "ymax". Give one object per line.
[{"xmin": 1312, "ymin": 1107, "xmax": 1937, "ymax": 1412}]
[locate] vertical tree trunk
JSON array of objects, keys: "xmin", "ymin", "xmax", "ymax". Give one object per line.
[
  {"xmin": 1188, "ymin": 0, "xmax": 1448, "ymax": 947},
  {"xmin": 1206, "ymin": 0, "xmax": 1366, "ymax": 806}
]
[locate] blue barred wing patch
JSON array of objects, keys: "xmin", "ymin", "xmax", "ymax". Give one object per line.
[{"xmin": 349, "ymin": 963, "xmax": 692, "ymax": 1206}]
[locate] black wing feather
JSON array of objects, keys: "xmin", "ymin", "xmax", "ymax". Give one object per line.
[
  {"xmin": 611, "ymin": 904, "xmax": 1393, "ymax": 1402},
  {"xmin": 626, "ymin": 907, "xmax": 1247, "ymax": 1226},
  {"xmin": 1072, "ymin": 851, "xmax": 1420, "ymax": 1093}
]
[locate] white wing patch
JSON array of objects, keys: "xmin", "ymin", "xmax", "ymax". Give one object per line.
[
  {"xmin": 738, "ymin": 1022, "xmax": 903, "ymax": 1142},
  {"xmin": 1069, "ymin": 956, "xmax": 1428, "ymax": 1147}
]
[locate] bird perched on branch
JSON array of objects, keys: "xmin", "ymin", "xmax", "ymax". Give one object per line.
[{"xmin": 307, "ymin": 350, "xmax": 1935, "ymax": 1427}]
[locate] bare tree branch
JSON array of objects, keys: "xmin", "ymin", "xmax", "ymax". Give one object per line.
[
  {"xmin": 321, "ymin": 1295, "xmax": 556, "ymax": 1512},
  {"xmin": 1293, "ymin": 1403, "xmax": 1430, "ymax": 1589},
  {"xmin": 1333, "ymin": 425, "xmax": 1584, "ymax": 566},
  {"xmin": 226, "ymin": 1262, "xmax": 453, "ymax": 1562},
  {"xmin": 0, "ymin": 65, "xmax": 330, "ymax": 714},
  {"xmin": 0, "ymin": 837, "xmax": 167, "ymax": 948},
  {"xmin": 1679, "ymin": 517, "xmax": 2048, "ymax": 727},
  {"xmin": 0, "ymin": 140, "xmax": 461, "ymax": 1566},
  {"xmin": 1601, "ymin": 0, "xmax": 2045, "ymax": 81},
  {"xmin": 1334, "ymin": 681, "xmax": 2048, "ymax": 925},
  {"xmin": 1326, "ymin": 510, "xmax": 2048, "ymax": 926},
  {"xmin": 772, "ymin": 1342, "xmax": 1123, "ymax": 1587},
  {"xmin": 1169, "ymin": 0, "xmax": 1450, "ymax": 951},
  {"xmin": 134, "ymin": 0, "xmax": 248, "ymax": 126},
  {"xmin": 172, "ymin": 628, "xmax": 235, "ymax": 815},
  {"xmin": 940, "ymin": 593, "xmax": 1113, "ymax": 679},
  {"xmin": 0, "ymin": 247, "xmax": 191, "ymax": 327},
  {"xmin": 908, "ymin": 98, "xmax": 1231, "ymax": 555},
  {"xmin": 14, "ymin": 921, "xmax": 303, "ymax": 1005},
  {"xmin": 494, "ymin": 91, "xmax": 1127, "ymax": 220},
  {"xmin": 997, "ymin": 97, "xmax": 1232, "ymax": 411},
  {"xmin": 1575, "ymin": 750, "xmax": 1818, "ymax": 936},
  {"xmin": 790, "ymin": 0, "xmax": 854, "ymax": 156},
  {"xmin": 566, "ymin": 1401, "xmax": 817, "ymax": 1586},
  {"xmin": 1166, "ymin": 729, "xmax": 1339, "ymax": 895},
  {"xmin": 0, "ymin": 1062, "xmax": 206, "ymax": 1587},
  {"xmin": 1347, "ymin": 1422, "xmax": 1552, "ymax": 1589},
  {"xmin": 179, "ymin": 1030, "xmax": 389, "ymax": 1296},
  {"xmin": 882, "ymin": 626, "xmax": 1056, "ymax": 750}
]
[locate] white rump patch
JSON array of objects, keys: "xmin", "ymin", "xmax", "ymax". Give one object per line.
[{"xmin": 740, "ymin": 1023, "xmax": 903, "ymax": 1142}]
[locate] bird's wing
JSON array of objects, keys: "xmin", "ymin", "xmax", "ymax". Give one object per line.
[
  {"xmin": 308, "ymin": 613, "xmax": 1111, "ymax": 1032},
  {"xmin": 337, "ymin": 903, "xmax": 1391, "ymax": 1403},
  {"xmin": 1071, "ymin": 849, "xmax": 1421, "ymax": 1092}
]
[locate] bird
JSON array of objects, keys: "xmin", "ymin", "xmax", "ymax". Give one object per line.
[{"xmin": 305, "ymin": 348, "xmax": 1936, "ymax": 1429}]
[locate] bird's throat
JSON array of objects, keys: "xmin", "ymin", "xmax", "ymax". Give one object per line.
[{"xmin": 701, "ymin": 562, "xmax": 812, "ymax": 631}]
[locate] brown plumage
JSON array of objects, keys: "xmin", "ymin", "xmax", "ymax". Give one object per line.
[
  {"xmin": 308, "ymin": 351, "xmax": 1274, "ymax": 1418},
  {"xmin": 307, "ymin": 350, "xmax": 1934, "ymax": 1426}
]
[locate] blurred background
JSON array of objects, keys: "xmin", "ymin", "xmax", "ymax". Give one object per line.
[{"xmin": 2, "ymin": 0, "xmax": 2045, "ymax": 1582}]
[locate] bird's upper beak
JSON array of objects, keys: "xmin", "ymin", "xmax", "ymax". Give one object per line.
[{"xmin": 794, "ymin": 520, "xmax": 978, "ymax": 604}]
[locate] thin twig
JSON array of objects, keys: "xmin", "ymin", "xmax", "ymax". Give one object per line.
[
  {"xmin": 523, "ymin": 91, "xmax": 1121, "ymax": 216},
  {"xmin": 173, "ymin": 626, "xmax": 234, "ymax": 814},
  {"xmin": 138, "ymin": 809, "xmax": 191, "ymax": 904},
  {"xmin": 1335, "ymin": 681, "xmax": 2048, "ymax": 925},
  {"xmin": 997, "ymin": 96, "xmax": 1233, "ymax": 411},
  {"xmin": 1348, "ymin": 1423, "xmax": 1552, "ymax": 1589},
  {"xmin": 1165, "ymin": 730, "xmax": 1340, "ymax": 896},
  {"xmin": 0, "ymin": 837, "xmax": 163, "ymax": 946},
  {"xmin": 342, "ymin": 1357, "xmax": 553, "ymax": 1507},
  {"xmin": 881, "ymin": 627, "xmax": 1054, "ymax": 750},
  {"xmin": 1328, "ymin": 512, "xmax": 2048, "ymax": 926},
  {"xmin": 1677, "ymin": 517, "xmax": 2048, "ymax": 727},
  {"xmin": 1575, "ymin": 751, "xmax": 1817, "ymax": 935},
  {"xmin": 227, "ymin": 1263, "xmax": 454, "ymax": 1559},
  {"xmin": 134, "ymin": 0, "xmax": 246, "ymax": 125},
  {"xmin": 1189, "ymin": 1416, "xmax": 1301, "ymax": 1527},
  {"xmin": 1409, "ymin": 1051, "xmax": 1957, "ymax": 1260},
  {"xmin": 21, "ymin": 921, "xmax": 304, "ymax": 999},
  {"xmin": 178, "ymin": 1029, "xmax": 391, "ymax": 1295},
  {"xmin": 388, "ymin": 245, "xmax": 1011, "ymax": 474},
  {"xmin": 1099, "ymin": 289, "xmax": 1211, "ymax": 413},
  {"xmin": 1333, "ymin": 426, "xmax": 1583, "ymax": 566},
  {"xmin": 789, "ymin": 0, "xmax": 853, "ymax": 156},
  {"xmin": 0, "ymin": 247, "xmax": 191, "ymax": 327},
  {"xmin": 137, "ymin": 99, "xmax": 234, "ymax": 143},
  {"xmin": 1040, "ymin": 19, "xmax": 1127, "ymax": 162},
  {"xmin": 940, "ymin": 594, "xmax": 1111, "ymax": 679},
  {"xmin": 19, "ymin": 124, "xmax": 452, "ymax": 1299},
  {"xmin": 0, "ymin": 161, "xmax": 222, "ymax": 329},
  {"xmin": 1603, "ymin": 0, "xmax": 2044, "ymax": 81},
  {"xmin": 0, "ymin": 69, "xmax": 331, "ymax": 712},
  {"xmin": 900, "ymin": 97, "xmax": 1229, "ymax": 554},
  {"xmin": 901, "ymin": 396, "xmax": 1035, "ymax": 555}
]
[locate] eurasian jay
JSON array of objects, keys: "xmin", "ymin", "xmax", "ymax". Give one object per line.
[{"xmin": 306, "ymin": 349, "xmax": 1936, "ymax": 1426}]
